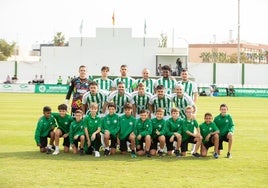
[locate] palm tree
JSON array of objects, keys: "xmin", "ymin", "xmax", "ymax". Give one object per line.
[
  {"xmin": 199, "ymin": 52, "xmax": 211, "ymax": 63},
  {"xmin": 53, "ymin": 32, "xmax": 65, "ymax": 46}
]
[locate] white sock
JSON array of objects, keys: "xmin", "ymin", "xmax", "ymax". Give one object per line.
[
  {"xmin": 105, "ymin": 147, "xmax": 109, "ymax": 150},
  {"xmin": 47, "ymin": 145, "xmax": 52, "ymax": 149},
  {"xmin": 159, "ymin": 149, "xmax": 164, "ymax": 152},
  {"xmin": 55, "ymin": 146, "xmax": 59, "ymax": 151}
]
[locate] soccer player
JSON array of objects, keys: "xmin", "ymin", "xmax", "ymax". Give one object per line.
[
  {"xmin": 214, "ymin": 104, "xmax": 234, "ymax": 158},
  {"xmin": 135, "ymin": 68, "xmax": 155, "ymax": 94},
  {"xmin": 101, "ymin": 103, "xmax": 120, "ymax": 156},
  {"xmin": 34, "ymin": 106, "xmax": 56, "ymax": 153},
  {"xmin": 181, "ymin": 106, "xmax": 202, "ymax": 157},
  {"xmin": 81, "ymin": 81, "xmax": 108, "ymax": 116},
  {"xmin": 171, "ymin": 84, "xmax": 197, "ymax": 119},
  {"xmin": 149, "ymin": 84, "xmax": 172, "ymax": 119},
  {"xmin": 134, "ymin": 109, "xmax": 152, "ymax": 157},
  {"xmin": 52, "ymin": 104, "xmax": 73, "ymax": 155},
  {"xmin": 200, "ymin": 113, "xmax": 220, "ymax": 158},
  {"xmin": 132, "ymin": 82, "xmax": 153, "ymax": 118},
  {"xmin": 165, "ymin": 107, "xmax": 183, "ymax": 156},
  {"xmin": 150, "ymin": 108, "xmax": 166, "ymax": 157},
  {"xmin": 93, "ymin": 66, "xmax": 113, "ymax": 91},
  {"xmin": 154, "ymin": 65, "xmax": 177, "ymax": 94},
  {"xmin": 112, "ymin": 64, "xmax": 136, "ymax": 93},
  {"xmin": 84, "ymin": 103, "xmax": 102, "ymax": 157},
  {"xmin": 69, "ymin": 110, "xmax": 85, "ymax": 155},
  {"xmin": 104, "ymin": 81, "xmax": 134, "ymax": 115},
  {"xmin": 118, "ymin": 103, "xmax": 137, "ymax": 158},
  {"xmin": 178, "ymin": 69, "xmax": 198, "ymax": 104},
  {"xmin": 65, "ymin": 65, "xmax": 91, "ymax": 117}
]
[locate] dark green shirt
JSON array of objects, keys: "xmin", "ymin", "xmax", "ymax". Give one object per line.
[
  {"xmin": 101, "ymin": 113, "xmax": 120, "ymax": 137},
  {"xmin": 83, "ymin": 114, "xmax": 101, "ymax": 135},
  {"xmin": 134, "ymin": 118, "xmax": 152, "ymax": 137},
  {"xmin": 214, "ymin": 114, "xmax": 234, "ymax": 138},
  {"xmin": 199, "ymin": 122, "xmax": 219, "ymax": 143},
  {"xmin": 34, "ymin": 115, "xmax": 56, "ymax": 145},
  {"xmin": 69, "ymin": 120, "xmax": 85, "ymax": 144},
  {"xmin": 119, "ymin": 114, "xmax": 136, "ymax": 140},
  {"xmin": 151, "ymin": 118, "xmax": 166, "ymax": 139},
  {"xmin": 165, "ymin": 117, "xmax": 183, "ymax": 137},
  {"xmin": 182, "ymin": 118, "xmax": 199, "ymax": 142},
  {"xmin": 52, "ymin": 112, "xmax": 73, "ymax": 133}
]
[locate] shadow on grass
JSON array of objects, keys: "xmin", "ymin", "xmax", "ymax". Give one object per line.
[{"xmin": 0, "ymin": 150, "xmax": 216, "ymax": 162}]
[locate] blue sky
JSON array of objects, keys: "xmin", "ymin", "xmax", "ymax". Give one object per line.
[{"xmin": 1, "ymin": 0, "xmax": 267, "ymax": 49}]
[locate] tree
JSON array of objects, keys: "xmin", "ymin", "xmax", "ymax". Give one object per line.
[
  {"xmin": 53, "ymin": 32, "xmax": 65, "ymax": 46},
  {"xmin": 158, "ymin": 33, "xmax": 167, "ymax": 48},
  {"xmin": 199, "ymin": 52, "xmax": 211, "ymax": 62},
  {"xmin": 0, "ymin": 39, "xmax": 16, "ymax": 61}
]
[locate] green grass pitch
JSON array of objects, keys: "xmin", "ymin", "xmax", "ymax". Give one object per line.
[{"xmin": 0, "ymin": 93, "xmax": 267, "ymax": 187}]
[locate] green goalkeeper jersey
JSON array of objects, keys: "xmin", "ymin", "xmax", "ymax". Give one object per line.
[
  {"xmin": 119, "ymin": 114, "xmax": 136, "ymax": 140},
  {"xmin": 101, "ymin": 113, "xmax": 120, "ymax": 137}
]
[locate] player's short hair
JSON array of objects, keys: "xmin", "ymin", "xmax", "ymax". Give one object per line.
[
  {"xmin": 175, "ymin": 84, "xmax": 184, "ymax": 90},
  {"xmin": 89, "ymin": 81, "xmax": 98, "ymax": 87},
  {"xmin": 139, "ymin": 109, "xmax": 148, "ymax": 114},
  {"xmin": 117, "ymin": 81, "xmax": 125, "ymax": 86},
  {"xmin": 204, "ymin": 112, "xmax": 213, "ymax": 118},
  {"xmin": 107, "ymin": 102, "xmax": 116, "ymax": 109},
  {"xmin": 181, "ymin": 68, "xmax": 188, "ymax": 73},
  {"xmin": 75, "ymin": 109, "xmax": 83, "ymax": 114},
  {"xmin": 58, "ymin": 104, "xmax": 67, "ymax": 111},
  {"xmin": 156, "ymin": 85, "xmax": 165, "ymax": 90},
  {"xmin": 220, "ymin": 103, "xmax": 228, "ymax": 109},
  {"xmin": 79, "ymin": 65, "xmax": 87, "ymax": 70},
  {"xmin": 156, "ymin": 108, "xmax": 165, "ymax": 113},
  {"xmin": 120, "ymin": 64, "xmax": 128, "ymax": 69},
  {"xmin": 171, "ymin": 107, "xmax": 180, "ymax": 113},
  {"xmin": 161, "ymin": 65, "xmax": 171, "ymax": 72},
  {"xmin": 43, "ymin": 106, "xmax": 51, "ymax": 112},
  {"xmin": 185, "ymin": 106, "xmax": 193, "ymax": 112},
  {"xmin": 124, "ymin": 102, "xmax": 132, "ymax": 110},
  {"xmin": 138, "ymin": 82, "xmax": 145, "ymax": 88},
  {"xmin": 90, "ymin": 102, "xmax": 98, "ymax": 109},
  {"xmin": 101, "ymin": 66, "xmax": 110, "ymax": 71}
]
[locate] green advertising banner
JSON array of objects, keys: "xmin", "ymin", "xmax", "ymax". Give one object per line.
[{"xmin": 34, "ymin": 84, "xmax": 69, "ymax": 94}]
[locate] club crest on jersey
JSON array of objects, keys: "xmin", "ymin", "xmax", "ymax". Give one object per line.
[
  {"xmin": 114, "ymin": 120, "xmax": 117, "ymax": 123},
  {"xmin": 64, "ymin": 122, "xmax": 68, "ymax": 125},
  {"xmin": 209, "ymin": 127, "xmax": 212, "ymax": 130},
  {"xmin": 129, "ymin": 122, "xmax": 133, "ymax": 126},
  {"xmin": 226, "ymin": 120, "xmax": 229, "ymax": 123},
  {"xmin": 95, "ymin": 120, "xmax": 98, "ymax": 123}
]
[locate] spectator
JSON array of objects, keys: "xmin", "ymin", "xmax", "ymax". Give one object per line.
[
  {"xmin": 66, "ymin": 76, "xmax": 71, "ymax": 85},
  {"xmin": 157, "ymin": 64, "xmax": 162, "ymax": 76},
  {"xmin": 57, "ymin": 76, "xmax": 63, "ymax": 85},
  {"xmin": 11, "ymin": 75, "xmax": 18, "ymax": 83},
  {"xmin": 4, "ymin": 75, "xmax": 11, "ymax": 84},
  {"xmin": 38, "ymin": 75, "xmax": 44, "ymax": 84},
  {"xmin": 176, "ymin": 58, "xmax": 183, "ymax": 76}
]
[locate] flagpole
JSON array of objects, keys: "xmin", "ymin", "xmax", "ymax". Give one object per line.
[
  {"xmin": 112, "ymin": 11, "xmax": 115, "ymax": 37},
  {"xmin": 80, "ymin": 19, "xmax": 83, "ymax": 46},
  {"xmin": 143, "ymin": 19, "xmax": 146, "ymax": 47}
]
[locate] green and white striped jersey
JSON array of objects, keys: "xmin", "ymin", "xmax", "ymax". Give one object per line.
[
  {"xmin": 112, "ymin": 77, "xmax": 136, "ymax": 93},
  {"xmin": 107, "ymin": 90, "xmax": 134, "ymax": 114},
  {"xmin": 82, "ymin": 90, "xmax": 108, "ymax": 114},
  {"xmin": 149, "ymin": 94, "xmax": 172, "ymax": 116},
  {"xmin": 132, "ymin": 91, "xmax": 152, "ymax": 114},
  {"xmin": 93, "ymin": 77, "xmax": 113, "ymax": 91},
  {"xmin": 154, "ymin": 77, "xmax": 177, "ymax": 94},
  {"xmin": 177, "ymin": 80, "xmax": 198, "ymax": 99},
  {"xmin": 135, "ymin": 78, "xmax": 155, "ymax": 94},
  {"xmin": 171, "ymin": 93, "xmax": 195, "ymax": 118}
]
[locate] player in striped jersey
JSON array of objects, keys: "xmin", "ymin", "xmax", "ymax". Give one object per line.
[
  {"xmin": 149, "ymin": 85, "xmax": 172, "ymax": 119},
  {"xmin": 112, "ymin": 64, "xmax": 136, "ymax": 93},
  {"xmin": 178, "ymin": 69, "xmax": 198, "ymax": 104},
  {"xmin": 171, "ymin": 84, "xmax": 197, "ymax": 119},
  {"xmin": 93, "ymin": 66, "xmax": 113, "ymax": 92},
  {"xmin": 135, "ymin": 68, "xmax": 155, "ymax": 94},
  {"xmin": 104, "ymin": 81, "xmax": 134, "ymax": 115},
  {"xmin": 81, "ymin": 81, "xmax": 108, "ymax": 116},
  {"xmin": 132, "ymin": 82, "xmax": 153, "ymax": 118},
  {"xmin": 154, "ymin": 65, "xmax": 177, "ymax": 94}
]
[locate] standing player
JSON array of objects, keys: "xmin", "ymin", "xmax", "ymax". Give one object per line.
[
  {"xmin": 112, "ymin": 65, "xmax": 136, "ymax": 93},
  {"xmin": 165, "ymin": 107, "xmax": 183, "ymax": 156},
  {"xmin": 135, "ymin": 110, "xmax": 152, "ymax": 157},
  {"xmin": 104, "ymin": 81, "xmax": 134, "ymax": 116},
  {"xmin": 34, "ymin": 106, "xmax": 56, "ymax": 153},
  {"xmin": 101, "ymin": 103, "xmax": 120, "ymax": 156},
  {"xmin": 135, "ymin": 68, "xmax": 155, "ymax": 94},
  {"xmin": 150, "ymin": 108, "xmax": 166, "ymax": 157},
  {"xmin": 132, "ymin": 82, "xmax": 152, "ymax": 118},
  {"xmin": 65, "ymin": 65, "xmax": 91, "ymax": 117},
  {"xmin": 52, "ymin": 104, "xmax": 73, "ymax": 155},
  {"xmin": 154, "ymin": 65, "xmax": 177, "ymax": 94},
  {"xmin": 93, "ymin": 66, "xmax": 113, "ymax": 92},
  {"xmin": 81, "ymin": 81, "xmax": 108, "ymax": 116},
  {"xmin": 181, "ymin": 106, "xmax": 202, "ymax": 157},
  {"xmin": 69, "ymin": 110, "xmax": 85, "ymax": 155},
  {"xmin": 214, "ymin": 104, "xmax": 234, "ymax": 158},
  {"xmin": 84, "ymin": 103, "xmax": 102, "ymax": 157},
  {"xmin": 178, "ymin": 69, "xmax": 198, "ymax": 104},
  {"xmin": 149, "ymin": 85, "xmax": 172, "ymax": 119},
  {"xmin": 118, "ymin": 103, "xmax": 137, "ymax": 158},
  {"xmin": 171, "ymin": 84, "xmax": 197, "ymax": 119},
  {"xmin": 200, "ymin": 113, "xmax": 220, "ymax": 158}
]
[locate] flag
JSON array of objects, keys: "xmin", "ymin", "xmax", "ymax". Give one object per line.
[
  {"xmin": 112, "ymin": 11, "xmax": 115, "ymax": 26},
  {"xmin": 79, "ymin": 19, "xmax": 83, "ymax": 34},
  {"xmin": 144, "ymin": 19, "xmax": 147, "ymax": 35}
]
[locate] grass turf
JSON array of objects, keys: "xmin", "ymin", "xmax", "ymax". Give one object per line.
[{"xmin": 0, "ymin": 93, "xmax": 267, "ymax": 187}]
